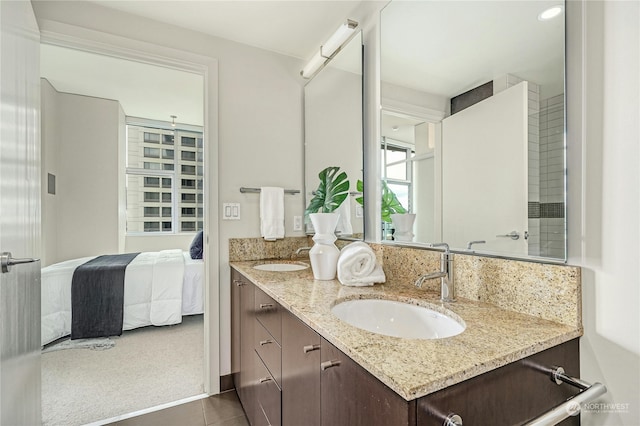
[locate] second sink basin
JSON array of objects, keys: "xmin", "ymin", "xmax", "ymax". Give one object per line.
[
  {"xmin": 253, "ymin": 262, "xmax": 309, "ymax": 272},
  {"xmin": 331, "ymin": 299, "xmax": 465, "ymax": 339}
]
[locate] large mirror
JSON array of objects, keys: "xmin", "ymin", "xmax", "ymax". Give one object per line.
[
  {"xmin": 380, "ymin": 1, "xmax": 566, "ymax": 260},
  {"xmin": 304, "ymin": 31, "xmax": 364, "ymax": 239}
]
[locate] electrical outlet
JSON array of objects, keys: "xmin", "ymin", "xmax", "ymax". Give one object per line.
[
  {"xmin": 355, "ymin": 204, "xmax": 364, "ymax": 218},
  {"xmin": 293, "ymin": 215, "xmax": 302, "ymax": 231}
]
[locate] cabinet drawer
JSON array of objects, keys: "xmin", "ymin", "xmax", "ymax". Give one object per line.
[
  {"xmin": 255, "ymin": 351, "xmax": 281, "ymax": 426},
  {"xmin": 255, "ymin": 320, "xmax": 282, "ymax": 386},
  {"xmin": 255, "ymin": 287, "xmax": 282, "ymax": 344}
]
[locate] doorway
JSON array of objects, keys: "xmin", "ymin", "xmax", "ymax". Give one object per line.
[{"xmin": 39, "ymin": 39, "xmax": 217, "ymax": 424}]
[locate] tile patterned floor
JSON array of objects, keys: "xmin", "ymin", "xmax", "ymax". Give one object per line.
[{"xmin": 110, "ymin": 391, "xmax": 248, "ymax": 426}]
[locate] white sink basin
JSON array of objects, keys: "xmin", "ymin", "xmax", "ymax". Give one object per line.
[
  {"xmin": 331, "ymin": 299, "xmax": 465, "ymax": 339},
  {"xmin": 253, "ymin": 262, "xmax": 309, "ymax": 272}
]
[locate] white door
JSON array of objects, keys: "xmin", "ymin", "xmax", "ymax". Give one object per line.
[
  {"xmin": 0, "ymin": 1, "xmax": 42, "ymax": 424},
  {"xmin": 441, "ymin": 82, "xmax": 528, "ymax": 255}
]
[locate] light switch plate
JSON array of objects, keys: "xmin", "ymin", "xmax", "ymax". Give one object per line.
[{"xmin": 223, "ymin": 203, "xmax": 241, "ymax": 220}]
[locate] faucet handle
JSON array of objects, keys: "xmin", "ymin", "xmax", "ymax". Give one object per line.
[
  {"xmin": 466, "ymin": 240, "xmax": 486, "ymax": 250},
  {"xmin": 430, "ymin": 242, "xmax": 450, "ymax": 252}
]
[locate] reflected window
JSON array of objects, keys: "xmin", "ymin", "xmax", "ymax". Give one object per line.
[{"xmin": 381, "ymin": 139, "xmax": 413, "ymax": 211}]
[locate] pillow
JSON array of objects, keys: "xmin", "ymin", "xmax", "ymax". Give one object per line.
[{"xmin": 189, "ymin": 230, "xmax": 204, "ymax": 260}]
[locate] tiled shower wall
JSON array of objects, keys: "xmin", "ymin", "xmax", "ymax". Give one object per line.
[
  {"xmin": 495, "ymin": 76, "xmax": 565, "ymax": 258},
  {"xmin": 539, "ymin": 94, "xmax": 566, "ymax": 258}
]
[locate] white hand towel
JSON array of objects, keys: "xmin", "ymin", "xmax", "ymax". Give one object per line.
[
  {"xmin": 260, "ymin": 187, "xmax": 285, "ymax": 241},
  {"xmin": 335, "ymin": 199, "xmax": 353, "ymax": 236},
  {"xmin": 337, "ymin": 242, "xmax": 386, "ymax": 286}
]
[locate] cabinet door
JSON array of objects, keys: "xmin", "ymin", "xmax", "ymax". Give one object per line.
[
  {"xmin": 255, "ymin": 351, "xmax": 282, "ymax": 426},
  {"xmin": 231, "ymin": 270, "xmax": 242, "ymax": 390},
  {"xmin": 282, "ymin": 310, "xmax": 321, "ymax": 426},
  {"xmin": 320, "ymin": 337, "xmax": 413, "ymax": 426},
  {"xmin": 417, "ymin": 339, "xmax": 580, "ymax": 426},
  {"xmin": 238, "ymin": 277, "xmax": 257, "ymax": 425}
]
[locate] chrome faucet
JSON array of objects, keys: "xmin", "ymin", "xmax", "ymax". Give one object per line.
[
  {"xmin": 414, "ymin": 243, "xmax": 456, "ymax": 302},
  {"xmin": 292, "ymin": 246, "xmax": 312, "ymax": 258}
]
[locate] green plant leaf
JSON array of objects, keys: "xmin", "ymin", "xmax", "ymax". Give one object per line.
[
  {"xmin": 380, "ymin": 180, "xmax": 406, "ymax": 222},
  {"xmin": 305, "ymin": 166, "xmax": 350, "ymax": 216},
  {"xmin": 355, "ymin": 179, "xmax": 364, "ymax": 206}
]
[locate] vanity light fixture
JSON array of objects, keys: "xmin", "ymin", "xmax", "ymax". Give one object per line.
[
  {"xmin": 301, "ymin": 19, "xmax": 358, "ymax": 79},
  {"xmin": 170, "ymin": 115, "xmax": 177, "ymax": 127},
  {"xmin": 538, "ymin": 5, "xmax": 563, "ymax": 21}
]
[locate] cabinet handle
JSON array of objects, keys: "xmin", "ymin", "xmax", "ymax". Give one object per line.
[
  {"xmin": 259, "ymin": 377, "xmax": 272, "ymax": 383},
  {"xmin": 259, "ymin": 303, "xmax": 274, "ymax": 309},
  {"xmin": 233, "ymin": 280, "xmax": 245, "ymax": 286},
  {"xmin": 320, "ymin": 360, "xmax": 341, "ymax": 371},
  {"xmin": 303, "ymin": 344, "xmax": 320, "ymax": 353},
  {"xmin": 259, "ymin": 339, "xmax": 273, "ymax": 346},
  {"xmin": 444, "ymin": 413, "xmax": 463, "ymax": 426}
]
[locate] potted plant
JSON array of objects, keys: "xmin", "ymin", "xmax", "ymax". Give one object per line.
[
  {"xmin": 305, "ymin": 166, "xmax": 350, "ymax": 280},
  {"xmin": 305, "ymin": 166, "xmax": 350, "ymax": 217}
]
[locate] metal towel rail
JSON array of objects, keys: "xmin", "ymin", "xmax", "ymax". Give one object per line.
[
  {"xmin": 525, "ymin": 366, "xmax": 607, "ymax": 426},
  {"xmin": 239, "ymin": 187, "xmax": 300, "ymax": 195}
]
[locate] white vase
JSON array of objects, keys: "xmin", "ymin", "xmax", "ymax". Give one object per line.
[
  {"xmin": 309, "ymin": 213, "xmax": 340, "ymax": 280},
  {"xmin": 391, "ymin": 213, "xmax": 416, "ymax": 242}
]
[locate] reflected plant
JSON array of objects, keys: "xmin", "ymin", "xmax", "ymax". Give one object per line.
[{"xmin": 355, "ymin": 179, "xmax": 407, "ymax": 223}]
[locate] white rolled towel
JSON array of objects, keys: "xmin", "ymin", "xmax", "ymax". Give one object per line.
[{"xmin": 337, "ymin": 242, "xmax": 386, "ymax": 286}]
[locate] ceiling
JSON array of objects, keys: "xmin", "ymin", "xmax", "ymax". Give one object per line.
[
  {"xmin": 88, "ymin": 1, "xmax": 365, "ymax": 60},
  {"xmin": 39, "ymin": 0, "xmax": 366, "ymax": 126}
]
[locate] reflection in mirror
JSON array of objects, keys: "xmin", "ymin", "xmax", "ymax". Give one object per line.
[
  {"xmin": 380, "ymin": 1, "xmax": 566, "ymax": 260},
  {"xmin": 304, "ymin": 31, "xmax": 363, "ymax": 239}
]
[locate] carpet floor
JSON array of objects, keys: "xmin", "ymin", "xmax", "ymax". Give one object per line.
[{"xmin": 42, "ymin": 314, "xmax": 204, "ymax": 426}]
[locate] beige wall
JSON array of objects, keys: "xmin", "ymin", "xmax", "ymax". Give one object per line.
[
  {"xmin": 40, "ymin": 79, "xmax": 59, "ymax": 266},
  {"xmin": 40, "ymin": 82, "xmax": 125, "ymax": 265},
  {"xmin": 567, "ymin": 1, "xmax": 640, "ymax": 424}
]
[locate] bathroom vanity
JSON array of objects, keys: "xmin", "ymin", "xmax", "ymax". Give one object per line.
[{"xmin": 230, "ymin": 257, "xmax": 583, "ymax": 426}]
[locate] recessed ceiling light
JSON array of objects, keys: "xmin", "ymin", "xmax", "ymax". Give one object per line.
[
  {"xmin": 538, "ymin": 5, "xmax": 563, "ymax": 21},
  {"xmin": 392, "ymin": 125, "xmax": 399, "ymax": 131}
]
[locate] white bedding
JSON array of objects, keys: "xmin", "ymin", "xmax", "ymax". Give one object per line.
[{"xmin": 41, "ymin": 250, "xmax": 204, "ymax": 346}]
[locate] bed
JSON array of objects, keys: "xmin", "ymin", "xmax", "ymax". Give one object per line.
[{"xmin": 41, "ymin": 249, "xmax": 204, "ymax": 346}]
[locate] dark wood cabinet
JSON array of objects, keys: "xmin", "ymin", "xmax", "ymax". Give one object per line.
[
  {"xmin": 417, "ymin": 339, "xmax": 581, "ymax": 426},
  {"xmin": 230, "ymin": 270, "xmax": 242, "ymax": 391},
  {"xmin": 231, "ymin": 268, "xmax": 580, "ymax": 426},
  {"xmin": 232, "ymin": 272, "xmax": 258, "ymax": 425},
  {"xmin": 255, "ymin": 350, "xmax": 282, "ymax": 426},
  {"xmin": 281, "ymin": 309, "xmax": 321, "ymax": 426},
  {"xmin": 320, "ymin": 336, "xmax": 415, "ymax": 426}
]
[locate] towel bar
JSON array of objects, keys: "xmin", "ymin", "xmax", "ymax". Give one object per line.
[
  {"xmin": 442, "ymin": 366, "xmax": 607, "ymax": 426},
  {"xmin": 310, "ymin": 190, "xmax": 362, "ymax": 196},
  {"xmin": 240, "ymin": 187, "xmax": 299, "ymax": 194},
  {"xmin": 524, "ymin": 366, "xmax": 607, "ymax": 426}
]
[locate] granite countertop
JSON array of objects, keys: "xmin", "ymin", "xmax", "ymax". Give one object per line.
[{"xmin": 231, "ymin": 260, "xmax": 582, "ymax": 401}]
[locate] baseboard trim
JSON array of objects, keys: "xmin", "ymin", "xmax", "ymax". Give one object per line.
[{"xmin": 220, "ymin": 374, "xmax": 234, "ymax": 392}]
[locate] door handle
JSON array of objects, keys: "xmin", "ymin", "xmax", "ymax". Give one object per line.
[
  {"xmin": 1, "ymin": 252, "xmax": 39, "ymax": 273},
  {"xmin": 496, "ymin": 231, "xmax": 520, "ymax": 240}
]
